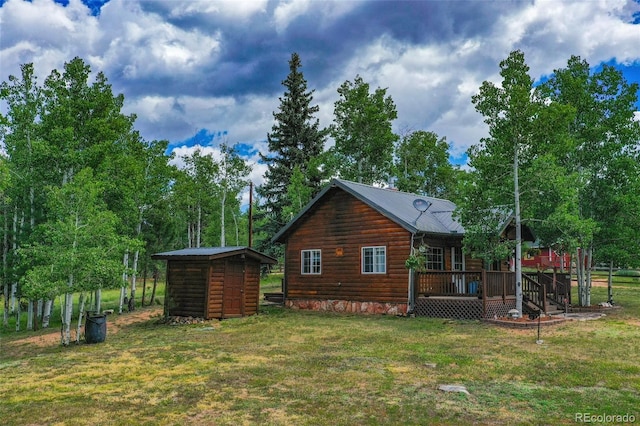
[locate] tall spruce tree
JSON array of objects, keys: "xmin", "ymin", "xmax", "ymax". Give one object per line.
[{"xmin": 257, "ymin": 53, "xmax": 328, "ymax": 255}]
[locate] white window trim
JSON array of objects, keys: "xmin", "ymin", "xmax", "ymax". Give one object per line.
[
  {"xmin": 301, "ymin": 249, "xmax": 321, "ymax": 275},
  {"xmin": 426, "ymin": 246, "xmax": 444, "ymax": 270},
  {"xmin": 361, "ymin": 246, "xmax": 387, "ymax": 274}
]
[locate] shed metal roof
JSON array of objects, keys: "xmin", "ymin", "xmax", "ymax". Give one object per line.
[{"xmin": 152, "ymin": 246, "xmax": 277, "ymax": 264}]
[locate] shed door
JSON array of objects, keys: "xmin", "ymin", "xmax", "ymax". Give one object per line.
[{"xmin": 223, "ymin": 260, "xmax": 245, "ymax": 317}]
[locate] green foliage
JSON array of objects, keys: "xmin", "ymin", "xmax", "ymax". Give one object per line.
[
  {"xmin": 394, "ymin": 130, "xmax": 459, "ymax": 199},
  {"xmin": 19, "ymin": 168, "xmax": 131, "ymax": 299},
  {"xmin": 328, "ymin": 75, "xmax": 398, "ymax": 185},
  {"xmin": 257, "ymin": 53, "xmax": 327, "ymax": 255}
]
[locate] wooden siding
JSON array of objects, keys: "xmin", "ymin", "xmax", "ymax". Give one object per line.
[
  {"xmin": 244, "ymin": 261, "xmax": 261, "ymax": 316},
  {"xmin": 166, "ymin": 260, "xmax": 208, "ymax": 317},
  {"xmin": 284, "ymin": 188, "xmax": 412, "ymax": 303},
  {"xmin": 207, "ymin": 259, "xmax": 225, "ymax": 319}
]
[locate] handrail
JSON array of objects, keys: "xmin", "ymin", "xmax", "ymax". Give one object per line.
[
  {"xmin": 522, "ymin": 273, "xmax": 546, "ymax": 312},
  {"xmin": 536, "ymin": 271, "xmax": 571, "ymax": 308}
]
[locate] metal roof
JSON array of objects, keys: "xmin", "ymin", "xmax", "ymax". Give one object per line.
[
  {"xmin": 152, "ymin": 246, "xmax": 277, "ymax": 264},
  {"xmin": 272, "ymin": 178, "xmax": 465, "ymax": 242}
]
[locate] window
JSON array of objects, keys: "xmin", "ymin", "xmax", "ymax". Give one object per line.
[
  {"xmin": 425, "ymin": 247, "xmax": 444, "ymax": 270},
  {"xmin": 452, "ymin": 247, "xmax": 464, "ymax": 271},
  {"xmin": 362, "ymin": 246, "xmax": 386, "ymax": 274},
  {"xmin": 301, "ymin": 249, "xmax": 321, "ymax": 274}
]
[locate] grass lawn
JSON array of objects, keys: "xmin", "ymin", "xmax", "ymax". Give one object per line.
[{"xmin": 0, "ymin": 275, "xmax": 639, "ymax": 425}]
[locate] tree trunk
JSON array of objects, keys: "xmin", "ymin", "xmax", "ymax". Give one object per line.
[
  {"xmin": 220, "ymin": 191, "xmax": 226, "ymax": 247},
  {"xmin": 585, "ymin": 246, "xmax": 593, "ymax": 306},
  {"xmin": 130, "ymin": 249, "xmax": 139, "ymax": 311},
  {"xmin": 576, "ymin": 247, "xmax": 587, "ymax": 306},
  {"xmin": 197, "ymin": 203, "xmax": 202, "ymax": 248},
  {"xmin": 61, "ymin": 291, "xmax": 73, "ymax": 346},
  {"xmin": 75, "ymin": 292, "xmax": 86, "ymax": 344},
  {"xmin": 15, "ymin": 299, "xmax": 21, "ymax": 332},
  {"xmin": 514, "ymin": 140, "xmax": 523, "ymax": 315},
  {"xmin": 607, "ymin": 260, "xmax": 614, "ymax": 304},
  {"xmin": 27, "ymin": 300, "xmax": 33, "ymax": 330},
  {"xmin": 150, "ymin": 269, "xmax": 158, "ymax": 307},
  {"xmin": 2, "ymin": 201, "xmax": 8, "ymax": 327},
  {"xmin": 119, "ymin": 252, "xmax": 129, "ymax": 314},
  {"xmin": 95, "ymin": 289, "xmax": 102, "ymax": 314},
  {"xmin": 141, "ymin": 264, "xmax": 147, "ymax": 306},
  {"xmin": 42, "ymin": 299, "xmax": 53, "ymax": 328}
]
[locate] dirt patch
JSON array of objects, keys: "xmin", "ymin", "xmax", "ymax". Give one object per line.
[{"xmin": 2, "ymin": 306, "xmax": 162, "ymax": 357}]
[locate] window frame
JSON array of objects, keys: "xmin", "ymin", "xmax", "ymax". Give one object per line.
[
  {"xmin": 361, "ymin": 246, "xmax": 387, "ymax": 274},
  {"xmin": 425, "ymin": 246, "xmax": 444, "ymax": 270},
  {"xmin": 301, "ymin": 249, "xmax": 322, "ymax": 275}
]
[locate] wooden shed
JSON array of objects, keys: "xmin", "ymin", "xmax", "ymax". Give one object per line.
[{"xmin": 152, "ymin": 247, "xmax": 277, "ymax": 319}]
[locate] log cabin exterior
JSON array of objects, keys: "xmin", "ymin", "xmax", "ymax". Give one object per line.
[
  {"xmin": 152, "ymin": 247, "xmax": 276, "ymax": 319},
  {"xmin": 272, "ymin": 179, "xmax": 565, "ymax": 319}
]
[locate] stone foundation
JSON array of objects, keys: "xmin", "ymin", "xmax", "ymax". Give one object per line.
[{"xmin": 286, "ymin": 299, "xmax": 408, "ymax": 316}]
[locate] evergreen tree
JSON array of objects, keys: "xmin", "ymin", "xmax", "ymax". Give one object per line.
[{"xmin": 257, "ymin": 53, "xmax": 328, "ymax": 255}]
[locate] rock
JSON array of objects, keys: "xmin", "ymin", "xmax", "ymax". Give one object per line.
[{"xmin": 438, "ymin": 384, "xmax": 470, "ymax": 395}]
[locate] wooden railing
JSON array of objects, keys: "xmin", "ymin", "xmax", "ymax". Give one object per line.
[
  {"xmin": 483, "ymin": 271, "xmax": 516, "ymax": 298},
  {"xmin": 415, "ymin": 270, "xmax": 570, "ymax": 315},
  {"xmin": 535, "ymin": 272, "xmax": 571, "ymax": 308},
  {"xmin": 522, "ymin": 274, "xmax": 546, "ymax": 312},
  {"xmin": 415, "ymin": 271, "xmax": 482, "ymax": 297}
]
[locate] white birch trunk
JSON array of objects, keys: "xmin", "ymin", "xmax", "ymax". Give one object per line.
[
  {"xmin": 585, "ymin": 246, "xmax": 593, "ymax": 307},
  {"xmin": 75, "ymin": 292, "xmax": 86, "ymax": 344},
  {"xmin": 61, "ymin": 290, "xmax": 73, "ymax": 346},
  {"xmin": 514, "ymin": 139, "xmax": 523, "ymax": 315},
  {"xmin": 42, "ymin": 299, "xmax": 52, "ymax": 328},
  {"xmin": 2, "ymin": 279, "xmax": 8, "ymax": 327},
  {"xmin": 220, "ymin": 191, "xmax": 226, "ymax": 247},
  {"xmin": 10, "ymin": 206, "xmax": 17, "ymax": 313},
  {"xmin": 2, "ymin": 203, "xmax": 8, "ymax": 326},
  {"xmin": 95, "ymin": 289, "xmax": 102, "ymax": 314},
  {"xmin": 607, "ymin": 260, "xmax": 614, "ymax": 304},
  {"xmin": 130, "ymin": 249, "xmax": 139, "ymax": 311},
  {"xmin": 119, "ymin": 252, "xmax": 129, "ymax": 314},
  {"xmin": 197, "ymin": 203, "xmax": 202, "ymax": 248},
  {"xmin": 27, "ymin": 300, "xmax": 33, "ymax": 330}
]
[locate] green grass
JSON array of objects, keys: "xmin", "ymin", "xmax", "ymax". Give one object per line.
[{"xmin": 0, "ymin": 276, "xmax": 639, "ymax": 425}]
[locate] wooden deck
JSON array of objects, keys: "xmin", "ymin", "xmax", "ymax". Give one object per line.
[{"xmin": 413, "ymin": 270, "xmax": 571, "ymax": 319}]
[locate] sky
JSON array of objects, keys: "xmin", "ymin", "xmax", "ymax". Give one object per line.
[{"xmin": 1, "ymin": 0, "xmax": 640, "ymax": 196}]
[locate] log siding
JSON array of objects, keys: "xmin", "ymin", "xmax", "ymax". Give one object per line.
[{"xmin": 283, "ymin": 188, "xmax": 412, "ymax": 305}]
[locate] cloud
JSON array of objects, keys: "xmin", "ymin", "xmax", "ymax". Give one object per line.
[{"xmin": 1, "ymin": 0, "xmax": 639, "ymax": 182}]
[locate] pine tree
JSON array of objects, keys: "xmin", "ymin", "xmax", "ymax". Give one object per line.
[{"xmin": 257, "ymin": 53, "xmax": 328, "ymax": 253}]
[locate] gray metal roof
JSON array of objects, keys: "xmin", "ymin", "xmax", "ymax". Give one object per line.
[
  {"xmin": 152, "ymin": 246, "xmax": 277, "ymax": 264},
  {"xmin": 273, "ymin": 179, "xmax": 465, "ymax": 242}
]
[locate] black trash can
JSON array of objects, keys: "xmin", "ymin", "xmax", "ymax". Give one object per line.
[{"xmin": 85, "ymin": 314, "xmax": 107, "ymax": 343}]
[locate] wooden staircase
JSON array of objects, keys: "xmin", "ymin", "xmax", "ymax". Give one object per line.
[{"xmin": 522, "ymin": 272, "xmax": 571, "ymax": 316}]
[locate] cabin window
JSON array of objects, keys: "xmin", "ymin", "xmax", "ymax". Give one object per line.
[
  {"xmin": 425, "ymin": 247, "xmax": 444, "ymax": 270},
  {"xmin": 362, "ymin": 246, "xmax": 386, "ymax": 274},
  {"xmin": 301, "ymin": 249, "xmax": 321, "ymax": 274},
  {"xmin": 452, "ymin": 247, "xmax": 464, "ymax": 271}
]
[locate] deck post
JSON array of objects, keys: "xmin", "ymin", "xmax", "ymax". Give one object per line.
[{"xmin": 482, "ymin": 269, "xmax": 487, "ymax": 318}]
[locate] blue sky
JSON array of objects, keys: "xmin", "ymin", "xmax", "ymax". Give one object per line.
[{"xmin": 1, "ymin": 0, "xmax": 639, "ymax": 180}]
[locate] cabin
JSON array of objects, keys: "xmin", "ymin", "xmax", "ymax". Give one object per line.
[
  {"xmin": 272, "ymin": 179, "xmax": 570, "ymax": 319},
  {"xmin": 522, "ymin": 244, "xmax": 572, "ymax": 271},
  {"xmin": 152, "ymin": 247, "xmax": 277, "ymax": 320}
]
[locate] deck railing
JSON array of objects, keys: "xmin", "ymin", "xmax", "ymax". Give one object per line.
[
  {"xmin": 536, "ymin": 271, "xmax": 571, "ymax": 307},
  {"xmin": 415, "ymin": 270, "xmax": 518, "ymax": 299},
  {"xmin": 415, "ymin": 271, "xmax": 483, "ymax": 297}
]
